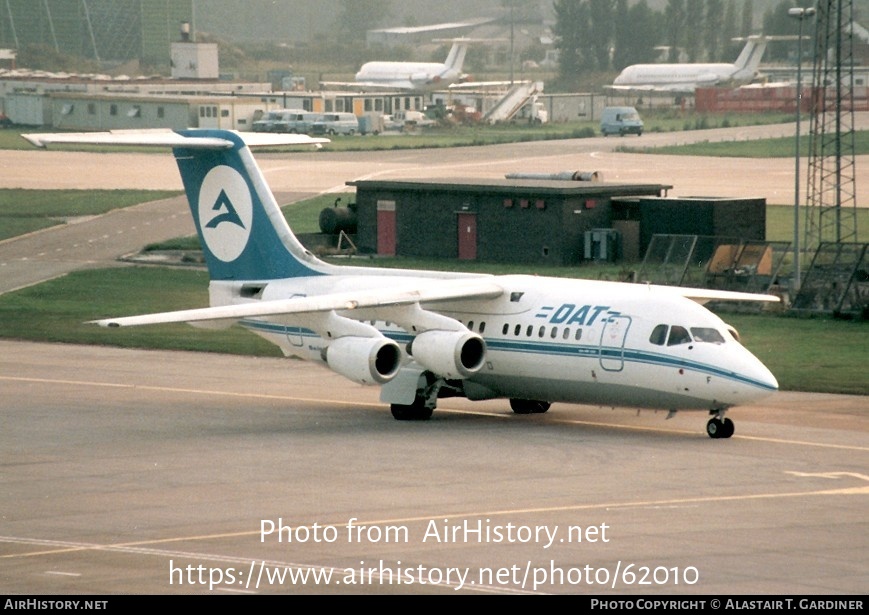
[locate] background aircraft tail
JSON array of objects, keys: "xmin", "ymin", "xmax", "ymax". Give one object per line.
[
  {"xmin": 444, "ymin": 42, "xmax": 468, "ymax": 72},
  {"xmin": 173, "ymin": 129, "xmax": 327, "ymax": 282},
  {"xmin": 732, "ymin": 36, "xmax": 768, "ymax": 79}
]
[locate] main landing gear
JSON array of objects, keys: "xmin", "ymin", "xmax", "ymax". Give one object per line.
[
  {"xmin": 706, "ymin": 414, "xmax": 735, "ymax": 439},
  {"xmin": 509, "ymin": 399, "xmax": 551, "ymax": 414},
  {"xmin": 390, "ymin": 395, "xmax": 434, "ymax": 421},
  {"xmin": 390, "ymin": 371, "xmax": 438, "ymax": 421}
]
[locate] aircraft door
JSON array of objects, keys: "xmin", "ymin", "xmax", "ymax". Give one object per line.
[
  {"xmin": 284, "ymin": 294, "xmax": 306, "ymax": 347},
  {"xmin": 284, "ymin": 325, "xmax": 304, "ymax": 348},
  {"xmin": 599, "ymin": 315, "xmax": 631, "ymax": 371}
]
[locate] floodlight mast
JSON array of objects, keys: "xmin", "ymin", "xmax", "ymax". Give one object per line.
[{"xmin": 787, "ymin": 6, "xmax": 816, "ymax": 295}]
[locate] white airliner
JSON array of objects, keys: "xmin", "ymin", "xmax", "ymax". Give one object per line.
[
  {"xmin": 24, "ymin": 129, "xmax": 780, "ymax": 439},
  {"xmin": 610, "ymin": 36, "xmax": 770, "ymax": 93},
  {"xmin": 321, "ymin": 39, "xmax": 471, "ymax": 92}
]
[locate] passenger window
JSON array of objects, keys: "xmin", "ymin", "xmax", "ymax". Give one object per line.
[
  {"xmin": 538, "ymin": 326, "xmax": 545, "ymax": 338},
  {"xmin": 691, "ymin": 327, "xmax": 725, "ymax": 344},
  {"xmin": 550, "ymin": 327, "xmax": 558, "ymax": 338},
  {"xmin": 514, "ymin": 324, "xmax": 521, "ymax": 336},
  {"xmin": 502, "ymin": 323, "xmax": 509, "ymax": 335},
  {"xmin": 667, "ymin": 326, "xmax": 692, "ymax": 346},
  {"xmin": 562, "ymin": 328, "xmax": 570, "ymax": 340},
  {"xmin": 649, "ymin": 324, "xmax": 668, "ymax": 346},
  {"xmin": 479, "ymin": 322, "xmax": 486, "ymax": 333},
  {"xmin": 526, "ymin": 325, "xmax": 533, "ymax": 337},
  {"xmin": 467, "ymin": 321, "xmax": 474, "ymax": 331},
  {"xmin": 575, "ymin": 329, "xmax": 582, "ymax": 341}
]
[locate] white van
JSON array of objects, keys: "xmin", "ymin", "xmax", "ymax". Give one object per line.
[
  {"xmin": 252, "ymin": 109, "xmax": 289, "ymax": 132},
  {"xmin": 311, "ymin": 113, "xmax": 359, "ymax": 136},
  {"xmin": 274, "ymin": 110, "xmax": 322, "ymax": 134},
  {"xmin": 600, "ymin": 106, "xmax": 643, "ymax": 136}
]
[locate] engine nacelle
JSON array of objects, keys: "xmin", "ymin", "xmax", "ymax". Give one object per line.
[
  {"xmin": 324, "ymin": 336, "xmax": 402, "ymax": 385},
  {"xmin": 407, "ymin": 330, "xmax": 486, "ymax": 379}
]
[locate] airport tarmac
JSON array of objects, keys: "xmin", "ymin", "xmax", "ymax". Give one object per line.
[
  {"xmin": 1, "ymin": 340, "xmax": 867, "ymax": 595},
  {"xmin": 0, "ymin": 123, "xmax": 867, "ymax": 595}
]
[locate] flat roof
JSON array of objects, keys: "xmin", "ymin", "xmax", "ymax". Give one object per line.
[{"xmin": 347, "ymin": 177, "xmax": 673, "ymax": 197}]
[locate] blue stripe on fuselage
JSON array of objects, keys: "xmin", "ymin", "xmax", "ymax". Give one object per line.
[{"xmin": 239, "ymin": 319, "xmax": 776, "ymax": 392}]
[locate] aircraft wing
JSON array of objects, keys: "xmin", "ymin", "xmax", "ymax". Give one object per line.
[
  {"xmin": 22, "ymin": 129, "xmax": 329, "ymax": 149},
  {"xmin": 319, "ymin": 80, "xmax": 417, "ymax": 92},
  {"xmin": 90, "ymin": 277, "xmax": 504, "ymax": 328},
  {"xmin": 447, "ymin": 80, "xmax": 517, "ymax": 90},
  {"xmin": 607, "ymin": 84, "xmax": 696, "ymax": 94},
  {"xmin": 661, "ymin": 286, "xmax": 780, "ymax": 305}
]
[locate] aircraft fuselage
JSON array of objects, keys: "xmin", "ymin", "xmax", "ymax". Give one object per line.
[{"xmin": 227, "ymin": 273, "xmax": 777, "ymax": 414}]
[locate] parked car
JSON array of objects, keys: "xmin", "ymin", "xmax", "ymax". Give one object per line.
[
  {"xmin": 382, "ymin": 114, "xmax": 404, "ymax": 131},
  {"xmin": 310, "ymin": 112, "xmax": 359, "ymax": 136}
]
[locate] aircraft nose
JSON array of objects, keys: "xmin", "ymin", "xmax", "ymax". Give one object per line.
[
  {"xmin": 756, "ymin": 362, "xmax": 779, "ymax": 392},
  {"xmin": 743, "ymin": 352, "xmax": 779, "ymax": 398}
]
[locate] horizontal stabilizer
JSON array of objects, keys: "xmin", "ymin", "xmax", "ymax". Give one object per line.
[{"xmin": 22, "ymin": 129, "xmax": 329, "ymax": 149}]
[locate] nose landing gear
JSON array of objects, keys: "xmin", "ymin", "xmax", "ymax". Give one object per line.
[{"xmin": 706, "ymin": 415, "xmax": 735, "ymax": 439}]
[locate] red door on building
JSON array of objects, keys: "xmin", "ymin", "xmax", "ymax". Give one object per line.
[
  {"xmin": 457, "ymin": 212, "xmax": 477, "ymax": 260},
  {"xmin": 377, "ymin": 200, "xmax": 396, "ymax": 256}
]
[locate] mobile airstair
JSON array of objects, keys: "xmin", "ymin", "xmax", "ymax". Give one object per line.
[{"xmin": 481, "ymin": 81, "xmax": 542, "ymax": 124}]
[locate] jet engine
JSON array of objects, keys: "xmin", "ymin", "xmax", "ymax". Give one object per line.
[
  {"xmin": 407, "ymin": 330, "xmax": 486, "ymax": 379},
  {"xmin": 324, "ymin": 336, "xmax": 402, "ymax": 385}
]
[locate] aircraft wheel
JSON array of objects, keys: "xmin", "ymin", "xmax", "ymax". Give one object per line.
[
  {"xmin": 510, "ymin": 399, "xmax": 551, "ymax": 414},
  {"xmin": 706, "ymin": 418, "xmax": 721, "ymax": 438},
  {"xmin": 706, "ymin": 417, "xmax": 734, "ymax": 439},
  {"xmin": 390, "ymin": 397, "xmax": 433, "ymax": 421}
]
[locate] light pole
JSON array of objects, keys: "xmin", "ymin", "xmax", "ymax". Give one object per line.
[{"xmin": 788, "ymin": 6, "xmax": 816, "ymax": 295}]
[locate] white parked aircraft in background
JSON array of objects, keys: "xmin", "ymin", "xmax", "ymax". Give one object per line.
[
  {"xmin": 24, "ymin": 129, "xmax": 780, "ymax": 438},
  {"xmin": 610, "ymin": 36, "xmax": 770, "ymax": 93},
  {"xmin": 321, "ymin": 39, "xmax": 472, "ymax": 92}
]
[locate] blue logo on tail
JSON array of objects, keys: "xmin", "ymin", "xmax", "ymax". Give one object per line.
[{"xmin": 205, "ymin": 190, "xmax": 247, "ymax": 230}]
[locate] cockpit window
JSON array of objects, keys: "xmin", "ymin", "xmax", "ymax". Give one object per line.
[
  {"xmin": 690, "ymin": 327, "xmax": 726, "ymax": 344},
  {"xmin": 649, "ymin": 324, "xmax": 668, "ymax": 346},
  {"xmin": 667, "ymin": 325, "xmax": 692, "ymax": 346}
]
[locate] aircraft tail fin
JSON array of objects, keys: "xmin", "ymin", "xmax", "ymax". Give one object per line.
[
  {"xmin": 444, "ymin": 42, "xmax": 468, "ymax": 72},
  {"xmin": 23, "ymin": 129, "xmax": 331, "ymax": 282},
  {"xmin": 733, "ymin": 36, "xmax": 768, "ymax": 77},
  {"xmin": 172, "ymin": 129, "xmax": 331, "ymax": 281}
]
